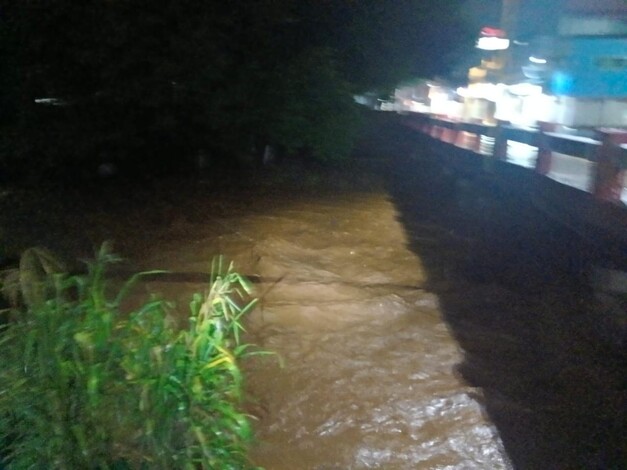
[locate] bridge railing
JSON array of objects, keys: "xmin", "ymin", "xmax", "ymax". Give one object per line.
[{"xmin": 403, "ymin": 113, "xmax": 627, "ymax": 206}]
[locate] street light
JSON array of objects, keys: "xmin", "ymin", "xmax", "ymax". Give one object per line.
[{"xmin": 477, "ymin": 36, "xmax": 510, "ymax": 51}]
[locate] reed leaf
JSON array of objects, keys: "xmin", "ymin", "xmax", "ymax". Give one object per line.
[{"xmin": 0, "ymin": 246, "xmax": 263, "ymax": 469}]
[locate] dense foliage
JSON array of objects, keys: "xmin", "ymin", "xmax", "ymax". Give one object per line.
[
  {"xmin": 0, "ymin": 1, "xmax": 468, "ymax": 180},
  {"xmin": 0, "ymin": 246, "xmax": 261, "ymax": 469}
]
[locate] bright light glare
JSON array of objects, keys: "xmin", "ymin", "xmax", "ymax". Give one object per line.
[
  {"xmin": 466, "ymin": 82, "xmax": 505, "ymax": 101},
  {"xmin": 476, "ymin": 37, "xmax": 510, "ymax": 51},
  {"xmin": 34, "ymin": 98, "xmax": 65, "ymax": 105},
  {"xmin": 529, "ymin": 56, "xmax": 547, "ymax": 64},
  {"xmin": 508, "ymin": 83, "xmax": 543, "ymax": 96}
]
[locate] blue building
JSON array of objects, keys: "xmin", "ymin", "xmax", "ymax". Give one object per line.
[{"xmin": 551, "ymin": 37, "xmax": 627, "ymax": 98}]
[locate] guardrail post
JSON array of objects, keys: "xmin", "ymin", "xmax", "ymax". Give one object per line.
[
  {"xmin": 470, "ymin": 129, "xmax": 482, "ymax": 153},
  {"xmin": 492, "ymin": 120, "xmax": 508, "ymax": 160},
  {"xmin": 430, "ymin": 123, "xmax": 443, "ymax": 139},
  {"xmin": 592, "ymin": 129, "xmax": 627, "ymax": 203},
  {"xmin": 441, "ymin": 123, "xmax": 459, "ymax": 144},
  {"xmin": 463, "ymin": 132, "xmax": 481, "ymax": 152},
  {"xmin": 454, "ymin": 121, "xmax": 483, "ymax": 153},
  {"xmin": 456, "ymin": 131, "xmax": 474, "ymax": 151},
  {"xmin": 454, "ymin": 128, "xmax": 466, "ymax": 148},
  {"xmin": 536, "ymin": 122, "xmax": 556, "ymax": 175}
]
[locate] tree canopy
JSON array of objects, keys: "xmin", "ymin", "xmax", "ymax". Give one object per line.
[{"xmin": 0, "ymin": 0, "xmax": 469, "ymax": 180}]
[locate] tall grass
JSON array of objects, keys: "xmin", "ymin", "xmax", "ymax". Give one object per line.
[{"xmin": 0, "ymin": 245, "xmax": 261, "ymax": 469}]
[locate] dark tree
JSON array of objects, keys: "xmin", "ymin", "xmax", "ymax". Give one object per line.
[{"xmin": 0, "ymin": 0, "xmax": 469, "ymax": 180}]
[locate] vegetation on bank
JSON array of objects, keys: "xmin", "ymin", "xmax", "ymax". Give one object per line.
[
  {"xmin": 0, "ymin": 245, "xmax": 262, "ymax": 469},
  {"xmin": 0, "ymin": 1, "xmax": 470, "ymax": 182}
]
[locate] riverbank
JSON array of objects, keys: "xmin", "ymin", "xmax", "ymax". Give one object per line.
[{"xmin": 386, "ymin": 127, "xmax": 626, "ymax": 468}]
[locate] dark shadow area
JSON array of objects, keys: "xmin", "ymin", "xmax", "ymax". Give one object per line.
[{"xmin": 373, "ymin": 117, "xmax": 626, "ymax": 469}]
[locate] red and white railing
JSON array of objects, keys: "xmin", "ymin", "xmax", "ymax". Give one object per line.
[{"xmin": 403, "ymin": 113, "xmax": 627, "ymax": 206}]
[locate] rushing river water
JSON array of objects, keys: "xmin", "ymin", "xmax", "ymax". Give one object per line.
[
  {"xmin": 141, "ymin": 188, "xmax": 510, "ymax": 469},
  {"xmin": 130, "ymin": 156, "xmax": 623, "ymax": 469},
  {"xmin": 240, "ymin": 194, "xmax": 512, "ymax": 469},
  {"xmin": 2, "ymin": 128, "xmax": 624, "ymax": 468}
]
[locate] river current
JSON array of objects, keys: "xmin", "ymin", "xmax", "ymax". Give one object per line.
[
  {"xmin": 4, "ymin": 142, "xmax": 623, "ymax": 468},
  {"xmin": 139, "ymin": 186, "xmax": 511, "ymax": 469},
  {"xmin": 130, "ymin": 155, "xmax": 624, "ymax": 469}
]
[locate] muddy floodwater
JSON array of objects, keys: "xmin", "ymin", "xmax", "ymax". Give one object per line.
[
  {"xmin": 127, "ymin": 167, "xmax": 624, "ymax": 469},
  {"xmin": 238, "ymin": 194, "xmax": 507, "ymax": 469},
  {"xmin": 2, "ymin": 150, "xmax": 625, "ymax": 468},
  {"xmin": 133, "ymin": 186, "xmax": 507, "ymax": 469}
]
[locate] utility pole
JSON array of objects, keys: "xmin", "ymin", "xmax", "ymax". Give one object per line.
[
  {"xmin": 500, "ymin": 0, "xmax": 520, "ymax": 40},
  {"xmin": 500, "ymin": 0, "xmax": 520, "ymax": 79}
]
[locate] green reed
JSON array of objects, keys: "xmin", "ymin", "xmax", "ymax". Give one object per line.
[{"xmin": 0, "ymin": 245, "xmax": 261, "ymax": 469}]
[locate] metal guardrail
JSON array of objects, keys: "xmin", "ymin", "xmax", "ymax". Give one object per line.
[{"xmin": 402, "ymin": 113, "xmax": 627, "ymax": 205}]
